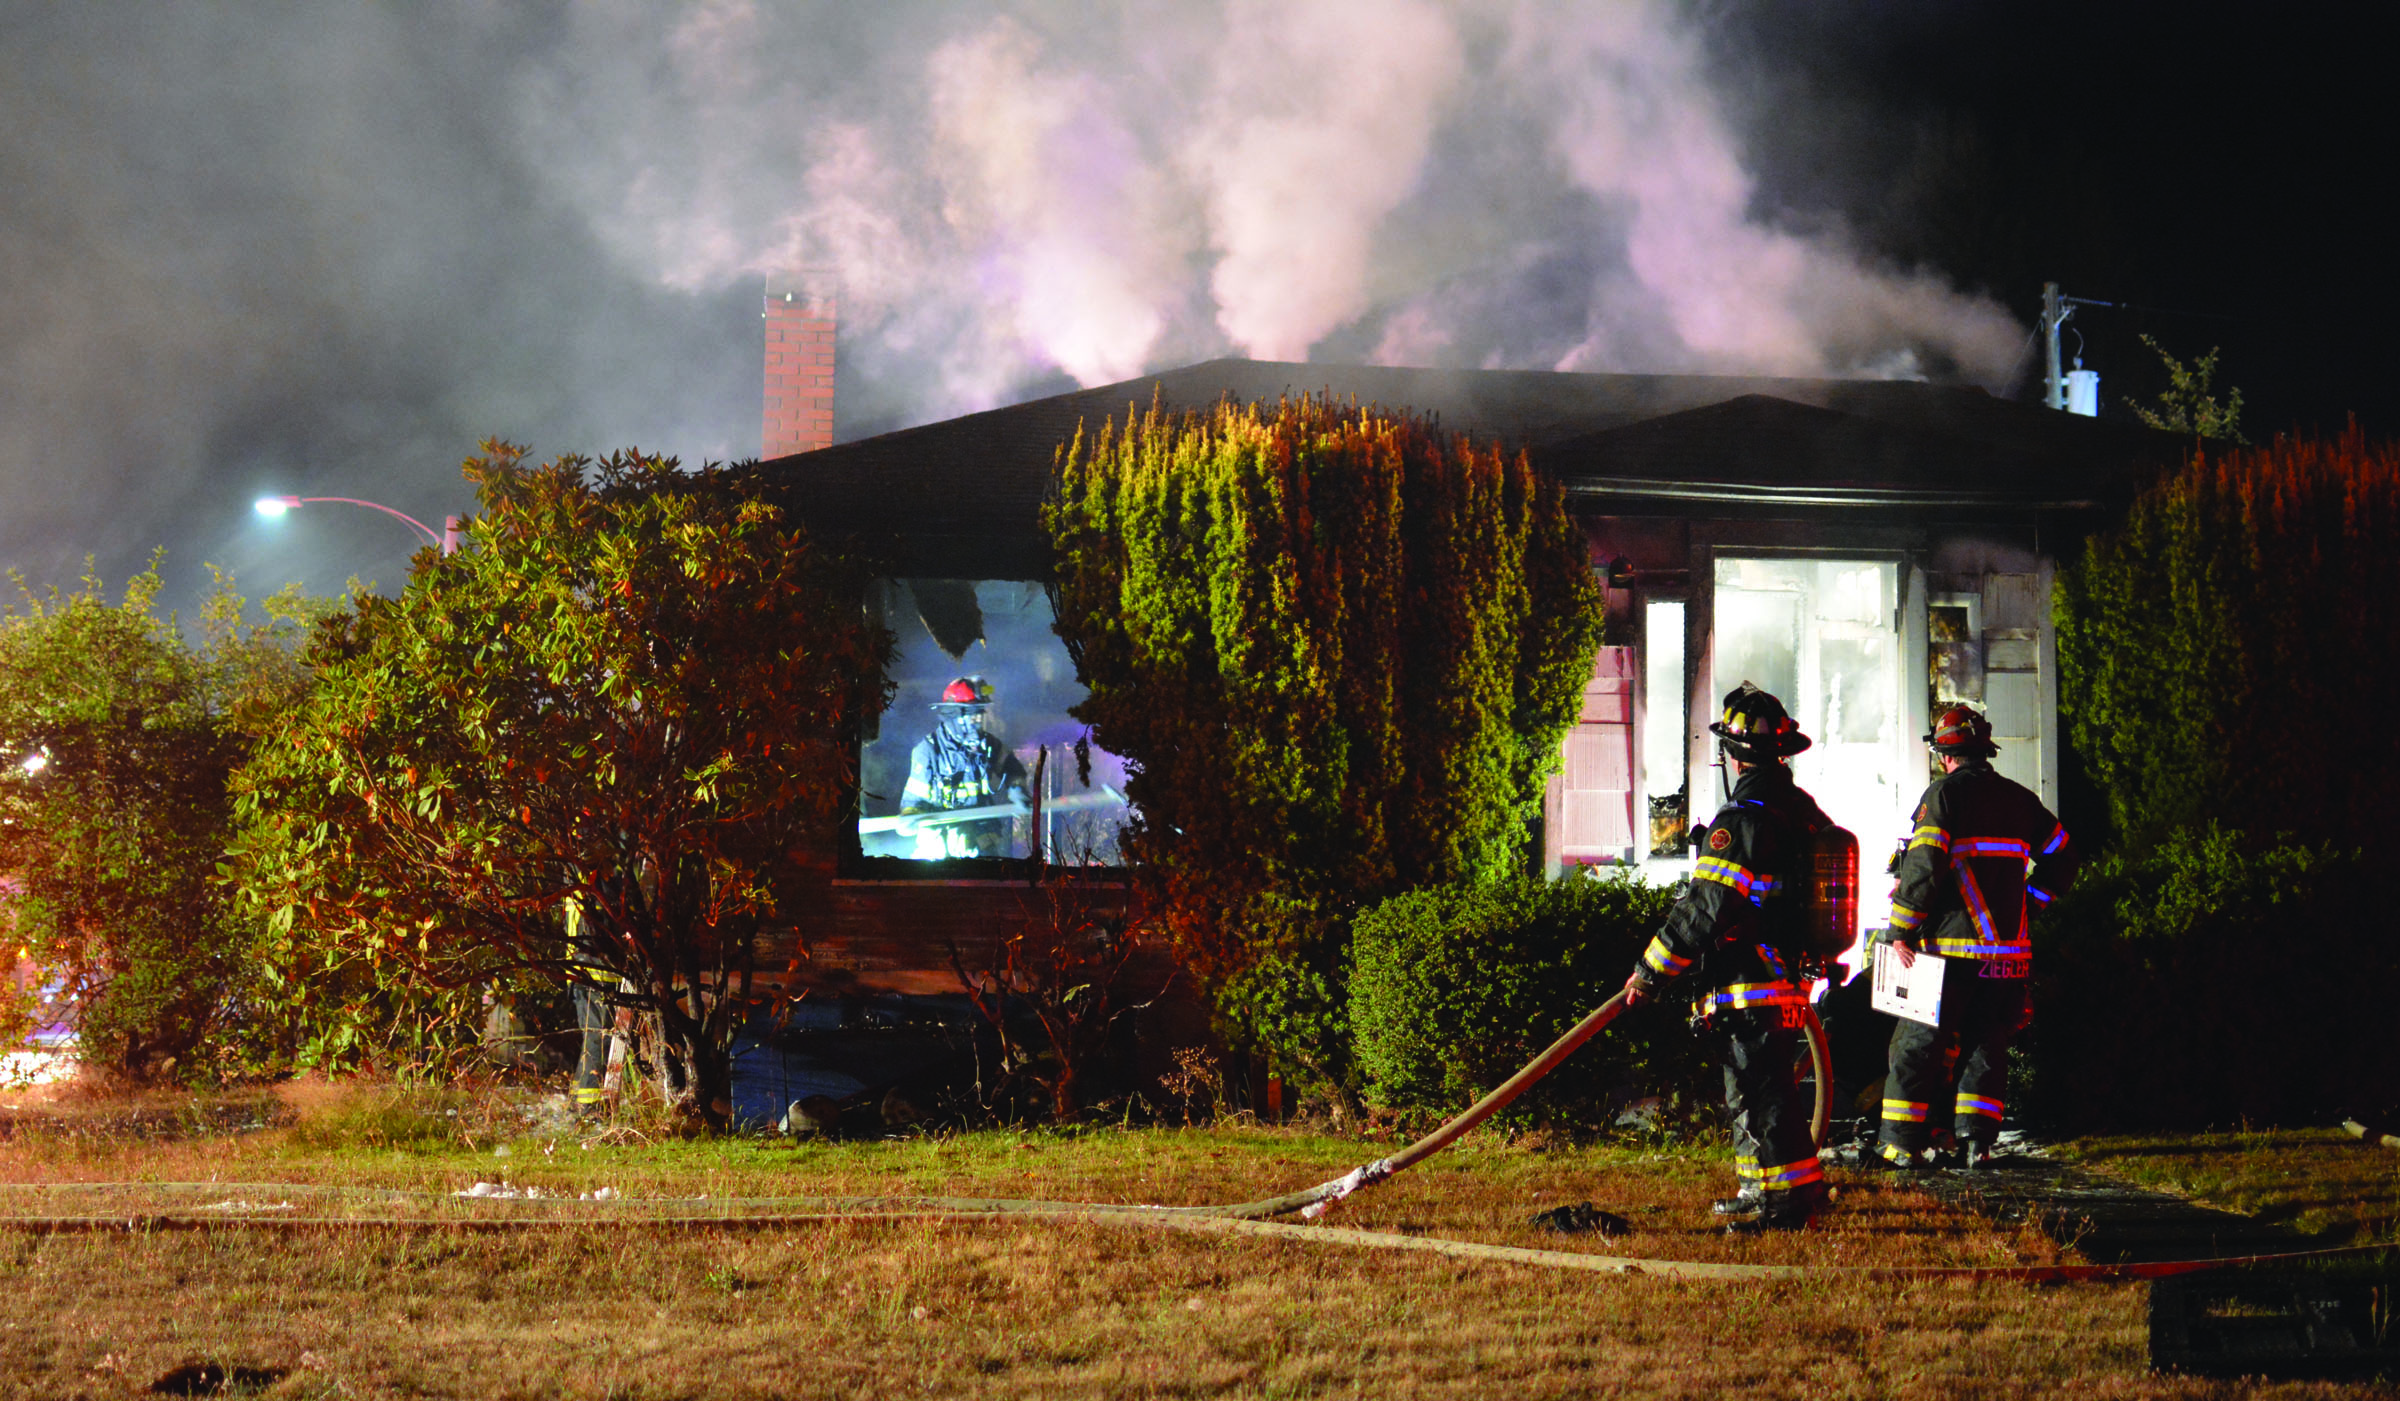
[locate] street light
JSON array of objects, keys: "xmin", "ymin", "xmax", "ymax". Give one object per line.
[{"xmin": 253, "ymin": 494, "xmax": 457, "ymax": 552}]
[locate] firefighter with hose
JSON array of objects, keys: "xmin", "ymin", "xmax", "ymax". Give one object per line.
[
  {"xmin": 1622, "ymin": 683, "xmax": 1834, "ymax": 1232},
  {"xmin": 1873, "ymin": 705, "xmax": 2077, "ymax": 1169}
]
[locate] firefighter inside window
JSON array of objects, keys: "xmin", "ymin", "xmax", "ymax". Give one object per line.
[{"xmin": 895, "ymin": 676, "xmax": 1031, "ymax": 860}]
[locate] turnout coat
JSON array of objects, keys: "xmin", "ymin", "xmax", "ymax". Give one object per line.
[
  {"xmin": 1634, "ymin": 762, "xmax": 1831, "ymax": 1012},
  {"xmin": 1885, "ymin": 759, "xmax": 2076, "ymax": 961}
]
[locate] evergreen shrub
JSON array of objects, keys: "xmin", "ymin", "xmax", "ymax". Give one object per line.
[
  {"xmin": 2025, "ymin": 823, "xmax": 2394, "ymax": 1131},
  {"xmin": 1349, "ymin": 872, "xmax": 1709, "ymax": 1129},
  {"xmin": 1045, "ymin": 395, "xmax": 1606, "ymax": 1099},
  {"xmin": 2056, "ymin": 427, "xmax": 2400, "ymax": 851}
]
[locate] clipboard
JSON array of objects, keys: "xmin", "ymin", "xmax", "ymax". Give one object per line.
[{"xmin": 1871, "ymin": 942, "xmax": 1944, "ymax": 1028}]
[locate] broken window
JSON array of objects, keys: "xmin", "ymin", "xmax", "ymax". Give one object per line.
[{"xmin": 857, "ymin": 579, "xmax": 1129, "ymax": 866}]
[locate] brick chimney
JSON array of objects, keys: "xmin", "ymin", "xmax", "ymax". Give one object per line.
[{"xmin": 763, "ymin": 273, "xmax": 836, "ymax": 458}]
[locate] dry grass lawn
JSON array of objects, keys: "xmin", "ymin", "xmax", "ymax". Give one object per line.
[
  {"xmin": 1, "ymin": 1081, "xmax": 2393, "ymax": 1400},
  {"xmin": 2057, "ymin": 1128, "xmax": 2400, "ymax": 1245}
]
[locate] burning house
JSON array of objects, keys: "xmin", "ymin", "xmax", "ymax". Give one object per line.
[
  {"xmin": 752, "ymin": 357, "xmax": 2172, "ymax": 960},
  {"xmin": 729, "ymin": 351, "xmax": 2176, "ymax": 1120}
]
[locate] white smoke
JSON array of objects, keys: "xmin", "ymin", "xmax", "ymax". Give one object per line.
[
  {"xmin": 924, "ymin": 18, "xmax": 1187, "ymax": 386},
  {"xmin": 0, "ymin": 0, "xmax": 2034, "ymax": 612},
  {"xmin": 1185, "ymin": 0, "xmax": 1465, "ymax": 361},
  {"xmin": 518, "ymin": 0, "xmax": 2023, "ymax": 422},
  {"xmin": 1497, "ymin": 0, "xmax": 2022, "ymax": 380}
]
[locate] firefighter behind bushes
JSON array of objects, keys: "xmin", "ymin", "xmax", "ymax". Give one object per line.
[
  {"xmin": 1873, "ymin": 705, "xmax": 2077, "ymax": 1169},
  {"xmin": 1622, "ymin": 682, "xmax": 1832, "ymax": 1232}
]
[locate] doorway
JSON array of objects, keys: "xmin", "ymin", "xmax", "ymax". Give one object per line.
[{"xmin": 1711, "ymin": 556, "xmax": 1909, "ymax": 965}]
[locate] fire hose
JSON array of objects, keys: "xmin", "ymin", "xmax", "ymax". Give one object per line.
[
  {"xmin": 8, "ymin": 994, "xmax": 2385, "ymax": 1283},
  {"xmin": 3, "ymin": 1179, "xmax": 2387, "ymax": 1283},
  {"xmin": 1214, "ymin": 990, "xmax": 1648, "ymax": 1219},
  {"xmin": 1208, "ymin": 990, "xmax": 1826, "ymax": 1221}
]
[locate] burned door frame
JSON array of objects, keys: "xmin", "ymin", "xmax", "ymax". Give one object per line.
[
  {"xmin": 1921, "ymin": 554, "xmax": 2061, "ymax": 810},
  {"xmin": 1679, "ymin": 531, "xmax": 1930, "ymax": 853}
]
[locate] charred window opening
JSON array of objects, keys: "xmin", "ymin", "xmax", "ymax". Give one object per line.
[{"xmin": 858, "ymin": 579, "xmax": 1129, "ymax": 868}]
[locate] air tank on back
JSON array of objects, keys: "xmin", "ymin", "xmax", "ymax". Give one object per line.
[{"xmin": 1806, "ymin": 824, "xmax": 1860, "ymax": 961}]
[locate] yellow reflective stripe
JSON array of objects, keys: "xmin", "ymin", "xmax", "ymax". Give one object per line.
[
  {"xmin": 1887, "ymin": 903, "xmax": 1927, "ymax": 933},
  {"xmin": 1908, "ymin": 825, "xmax": 1950, "ymax": 851},
  {"xmin": 1695, "ymin": 856, "xmax": 1781, "ymax": 902},
  {"xmin": 1881, "ymin": 1099, "xmax": 1928, "ymax": 1122},
  {"xmin": 1640, "ymin": 936, "xmax": 1691, "ymax": 976},
  {"xmin": 1706, "ymin": 981, "xmax": 1807, "ymax": 1010},
  {"xmin": 1929, "ymin": 937, "xmax": 2029, "ymax": 958}
]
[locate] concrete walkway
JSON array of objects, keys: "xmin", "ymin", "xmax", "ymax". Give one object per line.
[
  {"xmin": 1832, "ymin": 1131, "xmax": 2399, "ymax": 1379},
  {"xmin": 1917, "ymin": 1138, "xmax": 2312, "ymax": 1264}
]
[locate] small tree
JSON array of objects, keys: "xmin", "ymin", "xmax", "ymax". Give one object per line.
[
  {"xmin": 2131, "ymin": 334, "xmax": 2246, "ymax": 443},
  {"xmin": 0, "ymin": 560, "xmax": 327, "ymax": 1083},
  {"xmin": 233, "ymin": 444, "xmax": 892, "ymax": 1128},
  {"xmin": 1045, "ymin": 396, "xmax": 1606, "ymax": 1104},
  {"xmin": 947, "ymin": 870, "xmax": 1155, "ymax": 1121}
]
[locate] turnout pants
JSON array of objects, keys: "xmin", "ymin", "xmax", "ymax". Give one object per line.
[
  {"xmin": 1712, "ymin": 1005, "xmax": 1825, "ymax": 1215},
  {"xmin": 571, "ymin": 980, "xmax": 612, "ymax": 1116},
  {"xmin": 1879, "ymin": 957, "xmax": 2030, "ymax": 1153}
]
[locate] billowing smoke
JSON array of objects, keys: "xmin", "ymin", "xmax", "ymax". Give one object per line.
[
  {"xmin": 0, "ymin": 0, "xmax": 2023, "ymax": 609},
  {"xmin": 529, "ymin": 0, "xmax": 2021, "ymax": 418}
]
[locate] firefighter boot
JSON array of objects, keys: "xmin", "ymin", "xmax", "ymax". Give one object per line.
[
  {"xmin": 1712, "ymin": 1186, "xmax": 1766, "ymax": 1217},
  {"xmin": 1862, "ymin": 1140, "xmax": 1931, "ymax": 1172},
  {"xmin": 1725, "ymin": 1184, "xmax": 1825, "ymax": 1234}
]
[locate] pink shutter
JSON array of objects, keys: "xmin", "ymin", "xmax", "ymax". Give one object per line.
[{"xmin": 1557, "ymin": 647, "xmax": 1635, "ymax": 859}]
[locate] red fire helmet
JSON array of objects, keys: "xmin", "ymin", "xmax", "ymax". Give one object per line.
[{"xmin": 1925, "ymin": 704, "xmax": 1997, "ymax": 758}]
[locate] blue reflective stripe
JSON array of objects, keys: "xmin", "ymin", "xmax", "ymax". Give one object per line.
[
  {"xmin": 2040, "ymin": 824, "xmax": 2069, "ymax": 856},
  {"xmin": 1640, "ymin": 936, "xmax": 1691, "ymax": 977},
  {"xmin": 1930, "ymin": 937, "xmax": 2031, "ymax": 958},
  {"xmin": 2026, "ymin": 885, "xmax": 2054, "ymax": 905},
  {"xmin": 1759, "ymin": 1157, "xmax": 1823, "ymax": 1190},
  {"xmin": 1695, "ymin": 856, "xmax": 1781, "ymax": 904},
  {"xmin": 1888, "ymin": 903, "xmax": 1927, "ymax": 933},
  {"xmin": 1953, "ymin": 837, "xmax": 2032, "ymax": 858},
  {"xmin": 1706, "ymin": 981, "xmax": 1807, "ymax": 1010},
  {"xmin": 1957, "ymin": 1094, "xmax": 2004, "ymax": 1119}
]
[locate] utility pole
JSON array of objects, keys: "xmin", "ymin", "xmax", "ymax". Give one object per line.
[
  {"xmin": 2040, "ymin": 282, "xmax": 2113, "ymax": 416},
  {"xmin": 2041, "ymin": 282, "xmax": 2066, "ymax": 411}
]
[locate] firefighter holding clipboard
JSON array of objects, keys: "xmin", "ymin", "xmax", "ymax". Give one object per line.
[{"xmin": 1872, "ymin": 705, "xmax": 2078, "ymax": 1169}]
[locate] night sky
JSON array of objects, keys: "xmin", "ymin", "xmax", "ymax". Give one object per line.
[
  {"xmin": 1717, "ymin": 3, "xmax": 2395, "ymax": 442},
  {"xmin": 2, "ymin": 4, "xmax": 2385, "ymax": 617}
]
